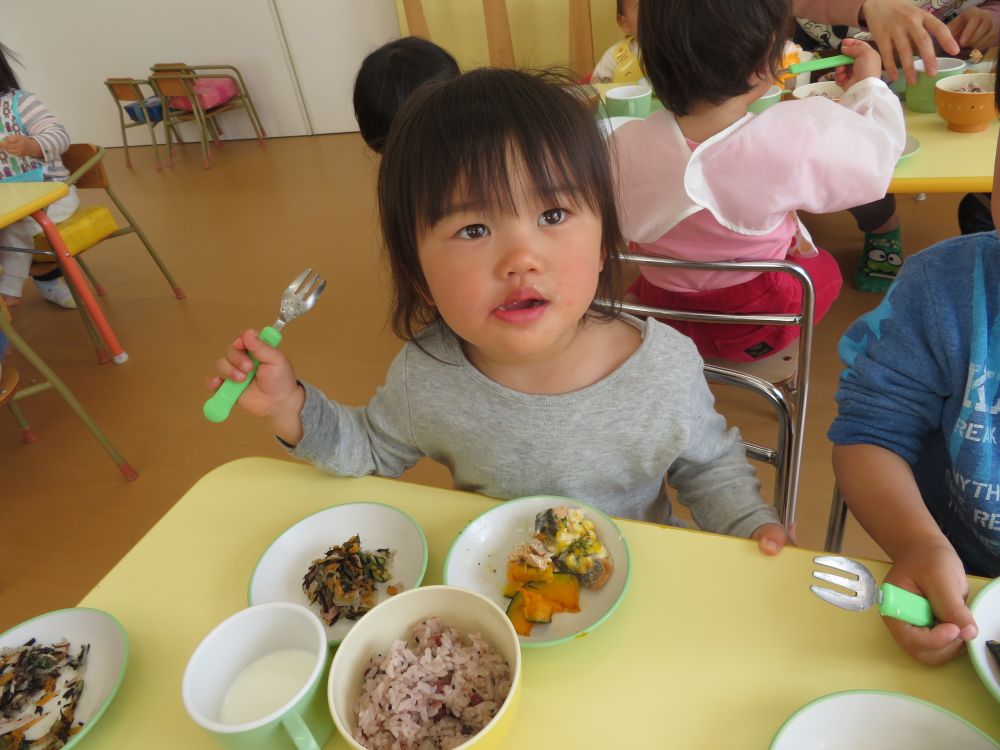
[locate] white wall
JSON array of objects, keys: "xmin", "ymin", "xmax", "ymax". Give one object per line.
[
  {"xmin": 274, "ymin": 0, "xmax": 400, "ymax": 135},
  {"xmin": 4, "ymin": 0, "xmax": 400, "ymax": 146}
]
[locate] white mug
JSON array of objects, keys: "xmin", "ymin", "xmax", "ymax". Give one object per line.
[{"xmin": 182, "ymin": 602, "xmax": 333, "ymax": 750}]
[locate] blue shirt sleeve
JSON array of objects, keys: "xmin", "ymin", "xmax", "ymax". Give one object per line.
[{"xmin": 827, "ymin": 252, "xmax": 955, "ymax": 464}]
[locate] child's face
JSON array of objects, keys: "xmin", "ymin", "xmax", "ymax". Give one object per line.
[
  {"xmin": 618, "ymin": 0, "xmax": 638, "ymax": 37},
  {"xmin": 417, "ymin": 169, "xmax": 604, "ymax": 371}
]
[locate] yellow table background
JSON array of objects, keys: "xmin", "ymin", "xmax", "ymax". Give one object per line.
[
  {"xmin": 76, "ymin": 457, "xmax": 999, "ymax": 748},
  {"xmin": 0, "ymin": 182, "xmax": 68, "ymax": 227}
]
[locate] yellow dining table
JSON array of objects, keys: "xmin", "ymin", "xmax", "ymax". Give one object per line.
[
  {"xmin": 0, "ymin": 182, "xmax": 128, "ymax": 363},
  {"xmin": 72, "ymin": 456, "xmax": 1000, "ymax": 748}
]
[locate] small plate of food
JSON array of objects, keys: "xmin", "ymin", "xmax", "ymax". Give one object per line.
[
  {"xmin": 969, "ymin": 576, "xmax": 1000, "ymax": 704},
  {"xmin": 0, "ymin": 608, "xmax": 128, "ymax": 750},
  {"xmin": 248, "ymin": 503, "xmax": 428, "ymax": 645},
  {"xmin": 443, "ymin": 496, "xmax": 631, "ymax": 647}
]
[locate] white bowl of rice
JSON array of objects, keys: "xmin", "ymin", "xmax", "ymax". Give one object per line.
[{"xmin": 327, "ymin": 585, "xmax": 521, "ymax": 750}]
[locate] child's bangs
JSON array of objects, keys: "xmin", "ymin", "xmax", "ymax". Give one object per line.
[{"xmin": 400, "ymin": 71, "xmax": 607, "ymax": 232}]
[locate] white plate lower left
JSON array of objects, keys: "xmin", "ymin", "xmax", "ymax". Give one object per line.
[
  {"xmin": 0, "ymin": 607, "xmax": 128, "ymax": 749},
  {"xmin": 248, "ymin": 503, "xmax": 429, "ymax": 644}
]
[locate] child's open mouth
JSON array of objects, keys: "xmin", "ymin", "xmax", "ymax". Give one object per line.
[
  {"xmin": 493, "ymin": 292, "xmax": 549, "ymax": 323},
  {"xmin": 496, "ymin": 299, "xmax": 545, "ymax": 311}
]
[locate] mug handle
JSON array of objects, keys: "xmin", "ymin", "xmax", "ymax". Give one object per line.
[{"xmin": 281, "ymin": 711, "xmax": 320, "ymax": 750}]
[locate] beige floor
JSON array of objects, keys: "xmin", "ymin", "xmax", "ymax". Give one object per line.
[{"xmin": 0, "ymin": 134, "xmax": 967, "ymax": 633}]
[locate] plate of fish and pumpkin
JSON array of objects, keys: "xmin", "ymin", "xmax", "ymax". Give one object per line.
[
  {"xmin": 969, "ymin": 576, "xmax": 1000, "ymax": 704},
  {"xmin": 443, "ymin": 496, "xmax": 631, "ymax": 647}
]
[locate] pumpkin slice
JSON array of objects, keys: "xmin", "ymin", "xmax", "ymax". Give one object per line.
[
  {"xmin": 526, "ymin": 572, "xmax": 581, "ymax": 612},
  {"xmin": 506, "ymin": 591, "xmax": 533, "ymax": 636}
]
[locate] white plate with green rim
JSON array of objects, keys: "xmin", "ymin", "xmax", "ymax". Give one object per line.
[
  {"xmin": 442, "ymin": 495, "xmax": 631, "ymax": 647},
  {"xmin": 0, "ymin": 607, "xmax": 128, "ymax": 749},
  {"xmin": 248, "ymin": 502, "xmax": 428, "ymax": 645},
  {"xmin": 770, "ymin": 690, "xmax": 1000, "ymax": 749},
  {"xmin": 969, "ymin": 576, "xmax": 1000, "ymax": 703}
]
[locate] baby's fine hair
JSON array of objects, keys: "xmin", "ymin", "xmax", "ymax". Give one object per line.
[
  {"xmin": 353, "ymin": 37, "xmax": 460, "ymax": 153},
  {"xmin": 0, "ymin": 43, "xmax": 22, "ymax": 96},
  {"xmin": 377, "ymin": 68, "xmax": 623, "ymax": 343},
  {"xmin": 638, "ymin": 0, "xmax": 789, "ymax": 116}
]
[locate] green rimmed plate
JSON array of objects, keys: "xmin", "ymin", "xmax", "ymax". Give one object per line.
[
  {"xmin": 770, "ymin": 690, "xmax": 1000, "ymax": 749},
  {"xmin": 248, "ymin": 502, "xmax": 429, "ymax": 645},
  {"xmin": 970, "ymin": 576, "xmax": 1000, "ymax": 703},
  {"xmin": 0, "ymin": 608, "xmax": 128, "ymax": 748},
  {"xmin": 442, "ymin": 495, "xmax": 631, "ymax": 648}
]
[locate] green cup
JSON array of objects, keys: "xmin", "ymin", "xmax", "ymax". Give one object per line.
[
  {"xmin": 183, "ymin": 603, "xmax": 334, "ymax": 750},
  {"xmin": 748, "ymin": 85, "xmax": 783, "ymax": 114},
  {"xmin": 905, "ymin": 57, "xmax": 965, "ymax": 112},
  {"xmin": 604, "ymin": 84, "xmax": 653, "ymax": 118}
]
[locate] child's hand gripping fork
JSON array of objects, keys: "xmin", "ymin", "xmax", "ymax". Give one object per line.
[
  {"xmin": 810, "ymin": 555, "xmax": 935, "ymax": 627},
  {"xmin": 203, "ymin": 269, "xmax": 326, "ymax": 423}
]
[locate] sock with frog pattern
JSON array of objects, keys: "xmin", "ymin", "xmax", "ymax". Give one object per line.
[{"xmin": 853, "ymin": 227, "xmax": 903, "ymax": 293}]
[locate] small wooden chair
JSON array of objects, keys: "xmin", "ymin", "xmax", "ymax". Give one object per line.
[
  {"xmin": 149, "ymin": 63, "xmax": 265, "ymax": 169},
  {"xmin": 0, "ymin": 294, "xmax": 137, "ymax": 479},
  {"xmin": 402, "ymin": 0, "xmax": 595, "ymax": 78},
  {"xmin": 104, "ymin": 78, "xmax": 165, "ymax": 170}
]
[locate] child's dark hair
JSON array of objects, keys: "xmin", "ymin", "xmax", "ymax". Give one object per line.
[
  {"xmin": 353, "ymin": 37, "xmax": 460, "ymax": 153},
  {"xmin": 0, "ymin": 43, "xmax": 22, "ymax": 95},
  {"xmin": 638, "ymin": 0, "xmax": 790, "ymax": 116},
  {"xmin": 616, "ymin": 0, "xmax": 624, "ymax": 15},
  {"xmin": 377, "ymin": 68, "xmax": 623, "ymax": 343}
]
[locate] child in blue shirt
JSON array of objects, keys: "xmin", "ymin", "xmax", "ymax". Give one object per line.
[{"xmin": 828, "ymin": 228, "xmax": 1000, "ymax": 665}]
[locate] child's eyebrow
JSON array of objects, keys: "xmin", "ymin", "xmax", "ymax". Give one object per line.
[{"xmin": 442, "ymin": 185, "xmax": 579, "ymax": 216}]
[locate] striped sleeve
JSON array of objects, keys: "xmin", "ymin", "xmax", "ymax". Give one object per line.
[{"xmin": 17, "ymin": 92, "xmax": 70, "ymax": 163}]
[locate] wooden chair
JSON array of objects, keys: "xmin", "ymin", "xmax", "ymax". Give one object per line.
[
  {"xmin": 104, "ymin": 78, "xmax": 165, "ymax": 170},
  {"xmin": 402, "ymin": 0, "xmax": 595, "ymax": 78},
  {"xmin": 149, "ymin": 63, "xmax": 266, "ymax": 169},
  {"xmin": 0, "ymin": 294, "xmax": 137, "ymax": 479},
  {"xmin": 594, "ymin": 253, "xmax": 816, "ymax": 531}
]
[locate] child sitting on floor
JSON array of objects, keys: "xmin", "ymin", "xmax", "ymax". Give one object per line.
[
  {"xmin": 591, "ymin": 0, "xmax": 642, "ymax": 84},
  {"xmin": 610, "ymin": 1, "xmax": 905, "ymax": 367},
  {"xmin": 208, "ymin": 68, "xmax": 787, "ymax": 554}
]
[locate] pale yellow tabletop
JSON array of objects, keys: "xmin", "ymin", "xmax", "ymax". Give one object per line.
[
  {"xmin": 891, "ymin": 109, "xmax": 998, "ymax": 194},
  {"xmin": 72, "ymin": 457, "xmax": 1000, "ymax": 747},
  {"xmin": 0, "ymin": 181, "xmax": 68, "ymax": 227}
]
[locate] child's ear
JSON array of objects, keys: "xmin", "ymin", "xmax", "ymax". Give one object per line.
[{"xmin": 616, "ymin": 15, "xmax": 629, "ymax": 35}]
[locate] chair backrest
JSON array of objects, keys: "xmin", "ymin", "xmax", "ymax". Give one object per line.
[
  {"xmin": 149, "ymin": 71, "xmax": 194, "ymax": 99},
  {"xmin": 594, "ymin": 252, "xmax": 816, "ymax": 529},
  {"xmin": 61, "ymin": 144, "xmax": 110, "ymax": 190},
  {"xmin": 402, "ymin": 0, "xmax": 594, "ymax": 76},
  {"xmin": 105, "ymin": 78, "xmax": 147, "ymax": 103}
]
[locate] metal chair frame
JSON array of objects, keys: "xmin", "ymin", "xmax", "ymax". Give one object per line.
[
  {"xmin": 149, "ymin": 64, "xmax": 265, "ymax": 169},
  {"xmin": 0, "ymin": 297, "xmax": 137, "ymax": 479},
  {"xmin": 104, "ymin": 78, "xmax": 165, "ymax": 170},
  {"xmin": 594, "ymin": 252, "xmax": 815, "ymax": 529}
]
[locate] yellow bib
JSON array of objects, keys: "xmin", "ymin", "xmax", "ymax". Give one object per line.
[{"xmin": 611, "ymin": 38, "xmax": 643, "ymax": 84}]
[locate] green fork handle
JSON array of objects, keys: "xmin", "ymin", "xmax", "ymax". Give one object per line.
[
  {"xmin": 203, "ymin": 326, "xmax": 283, "ymax": 423},
  {"xmin": 786, "ymin": 54, "xmax": 855, "ymax": 75},
  {"xmin": 878, "ymin": 583, "xmax": 935, "ymax": 627}
]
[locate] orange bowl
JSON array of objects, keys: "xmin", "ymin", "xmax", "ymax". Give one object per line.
[{"xmin": 935, "ymin": 73, "xmax": 996, "ymax": 132}]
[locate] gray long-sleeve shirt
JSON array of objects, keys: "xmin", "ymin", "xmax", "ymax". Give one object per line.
[{"xmin": 289, "ymin": 315, "xmax": 777, "ymax": 538}]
